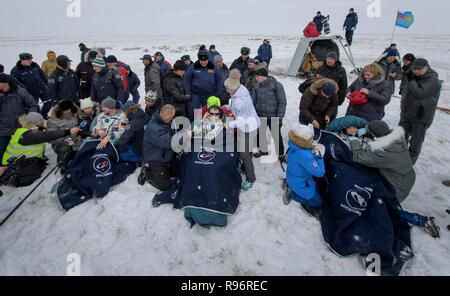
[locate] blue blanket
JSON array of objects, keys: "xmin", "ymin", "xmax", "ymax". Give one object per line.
[
  {"xmin": 57, "ymin": 140, "xmax": 137, "ymax": 210},
  {"xmin": 316, "ymin": 129, "xmax": 412, "ymax": 276},
  {"xmin": 153, "ymin": 130, "xmax": 241, "ymax": 227}
]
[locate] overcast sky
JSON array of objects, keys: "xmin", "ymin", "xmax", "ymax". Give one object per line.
[{"xmin": 0, "ymin": 0, "xmax": 447, "ymax": 37}]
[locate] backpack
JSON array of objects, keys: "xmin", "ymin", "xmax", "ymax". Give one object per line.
[
  {"xmin": 0, "ymin": 156, "xmax": 47, "ymax": 187},
  {"xmin": 298, "ymin": 77, "xmax": 317, "ymax": 94}
]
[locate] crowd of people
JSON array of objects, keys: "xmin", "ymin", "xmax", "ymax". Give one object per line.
[{"xmin": 0, "ymin": 30, "xmax": 443, "ymax": 243}]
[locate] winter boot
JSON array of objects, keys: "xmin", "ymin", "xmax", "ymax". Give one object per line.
[
  {"xmin": 423, "ymin": 217, "xmax": 440, "ymax": 238},
  {"xmin": 300, "ymin": 203, "xmax": 321, "ymax": 220},
  {"xmin": 241, "ymin": 181, "xmax": 253, "ymax": 191},
  {"xmin": 282, "ymin": 179, "xmax": 292, "ymax": 205},
  {"xmin": 137, "ymin": 166, "xmax": 149, "ymax": 186}
]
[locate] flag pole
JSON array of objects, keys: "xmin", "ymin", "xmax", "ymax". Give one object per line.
[{"xmin": 390, "ymin": 10, "xmax": 399, "ymax": 44}]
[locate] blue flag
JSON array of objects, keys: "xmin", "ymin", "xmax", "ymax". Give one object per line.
[{"xmin": 395, "ymin": 11, "xmax": 414, "ymax": 29}]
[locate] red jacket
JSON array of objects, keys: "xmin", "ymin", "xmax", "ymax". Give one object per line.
[{"xmin": 303, "ymin": 22, "xmax": 320, "ymax": 38}]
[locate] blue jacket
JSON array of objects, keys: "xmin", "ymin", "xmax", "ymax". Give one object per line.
[
  {"xmin": 125, "ymin": 70, "xmax": 141, "ymax": 100},
  {"xmin": 313, "ymin": 15, "xmax": 326, "ymax": 32},
  {"xmin": 208, "ymin": 50, "xmax": 221, "ymax": 63},
  {"xmin": 143, "ymin": 112, "xmax": 174, "ymax": 164},
  {"xmin": 184, "ymin": 60, "xmax": 224, "ymax": 97},
  {"xmin": 286, "ymin": 132, "xmax": 325, "ymax": 200},
  {"xmin": 257, "ymin": 43, "xmax": 272, "ymax": 62},
  {"xmin": 119, "ymin": 108, "xmax": 149, "ymax": 158},
  {"xmin": 10, "ymin": 61, "xmax": 48, "ymax": 98},
  {"xmin": 156, "ymin": 58, "xmax": 172, "ymax": 76},
  {"xmin": 343, "ymin": 13, "xmax": 358, "ymax": 31}
]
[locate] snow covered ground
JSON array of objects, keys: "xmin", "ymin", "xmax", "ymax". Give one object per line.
[{"xmin": 0, "ymin": 34, "xmax": 449, "ymax": 276}]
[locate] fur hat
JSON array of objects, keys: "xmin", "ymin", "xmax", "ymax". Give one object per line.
[
  {"xmin": 224, "ymin": 69, "xmax": 241, "ymax": 91},
  {"xmin": 80, "ymin": 97, "xmax": 94, "ymax": 110},
  {"xmin": 173, "ymin": 60, "xmax": 187, "ymax": 71},
  {"xmin": 0, "ymin": 73, "xmax": 11, "ymax": 84},
  {"xmin": 288, "ymin": 123, "xmax": 314, "ymax": 149},
  {"xmin": 58, "ymin": 100, "xmax": 75, "ymax": 111}
]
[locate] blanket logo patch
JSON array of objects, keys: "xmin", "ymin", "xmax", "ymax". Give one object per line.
[
  {"xmin": 93, "ymin": 154, "xmax": 112, "ymax": 177},
  {"xmin": 341, "ymin": 185, "xmax": 371, "ymax": 215},
  {"xmin": 196, "ymin": 150, "xmax": 215, "ymax": 164}
]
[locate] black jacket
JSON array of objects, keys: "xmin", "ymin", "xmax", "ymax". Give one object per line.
[
  {"xmin": 400, "ymin": 68, "xmax": 441, "ymax": 125},
  {"xmin": 230, "ymin": 57, "xmax": 250, "ymax": 84},
  {"xmin": 48, "ymin": 66, "xmax": 79, "ymax": 103},
  {"xmin": 19, "ymin": 128, "xmax": 69, "ymax": 146},
  {"xmin": 163, "ymin": 70, "xmax": 190, "ymax": 117},
  {"xmin": 90, "ymin": 68, "xmax": 124, "ymax": 103},
  {"xmin": 118, "ymin": 109, "xmax": 149, "ymax": 157},
  {"xmin": 75, "ymin": 61, "xmax": 94, "ymax": 99},
  {"xmin": 315, "ymin": 61, "xmax": 348, "ymax": 105},
  {"xmin": 0, "ymin": 81, "xmax": 38, "ymax": 136},
  {"xmin": 10, "ymin": 61, "xmax": 48, "ymax": 98}
]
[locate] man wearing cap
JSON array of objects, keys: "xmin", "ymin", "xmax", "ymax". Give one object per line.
[
  {"xmin": 0, "ymin": 73, "xmax": 38, "ymax": 166},
  {"xmin": 208, "ymin": 45, "xmax": 221, "ymax": 64},
  {"xmin": 41, "ymin": 50, "xmax": 57, "ymax": 77},
  {"xmin": 399, "ymin": 53, "xmax": 416, "ymax": 96},
  {"xmin": 76, "ymin": 50, "xmax": 97, "ymax": 100},
  {"xmin": 181, "ymin": 55, "xmax": 193, "ymax": 67},
  {"xmin": 153, "ymin": 52, "xmax": 172, "ymax": 76},
  {"xmin": 79, "ymin": 43, "xmax": 90, "ymax": 63},
  {"xmin": 105, "ymin": 55, "xmax": 129, "ymax": 95},
  {"xmin": 10, "ymin": 53, "xmax": 51, "ymax": 118},
  {"xmin": 48, "ymin": 55, "xmax": 79, "ymax": 104},
  {"xmin": 400, "ymin": 58, "xmax": 442, "ymax": 164},
  {"xmin": 184, "ymin": 50, "xmax": 224, "ymax": 120},
  {"xmin": 163, "ymin": 60, "xmax": 190, "ymax": 117},
  {"xmin": 378, "ymin": 49, "xmax": 402, "ymax": 95},
  {"xmin": 1, "ymin": 112, "xmax": 80, "ymax": 173},
  {"xmin": 257, "ymin": 39, "xmax": 272, "ymax": 68},
  {"xmin": 90, "ymin": 57, "xmax": 124, "ymax": 104},
  {"xmin": 245, "ymin": 58, "xmax": 268, "ymax": 93},
  {"xmin": 299, "ymin": 78, "xmax": 339, "ymax": 129},
  {"xmin": 315, "ymin": 51, "xmax": 348, "ymax": 107},
  {"xmin": 91, "ymin": 97, "xmax": 128, "ymax": 149},
  {"xmin": 141, "ymin": 54, "xmax": 163, "ymax": 100},
  {"xmin": 230, "ymin": 47, "xmax": 251, "ymax": 84},
  {"xmin": 251, "ymin": 68, "xmax": 287, "ymax": 159}
]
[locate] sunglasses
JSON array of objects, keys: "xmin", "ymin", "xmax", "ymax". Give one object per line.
[{"xmin": 210, "ymin": 112, "xmax": 221, "ymax": 116}]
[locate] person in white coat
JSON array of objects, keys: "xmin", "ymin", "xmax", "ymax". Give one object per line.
[{"xmin": 224, "ymin": 69, "xmax": 260, "ymax": 190}]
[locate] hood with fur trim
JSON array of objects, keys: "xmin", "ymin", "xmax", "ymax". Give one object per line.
[
  {"xmin": 367, "ymin": 126, "xmax": 407, "ymax": 152},
  {"xmin": 288, "ymin": 131, "xmax": 314, "ymax": 149},
  {"xmin": 309, "ymin": 78, "xmax": 339, "ymax": 96}
]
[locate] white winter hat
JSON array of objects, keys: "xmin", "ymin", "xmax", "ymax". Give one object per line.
[
  {"xmin": 80, "ymin": 97, "xmax": 94, "ymax": 110},
  {"xmin": 224, "ymin": 69, "xmax": 241, "ymax": 91}
]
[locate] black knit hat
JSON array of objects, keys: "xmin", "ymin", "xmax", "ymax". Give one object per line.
[
  {"xmin": 0, "ymin": 73, "xmax": 11, "ymax": 83},
  {"xmin": 105, "ymin": 55, "xmax": 118, "ymax": 63},
  {"xmin": 58, "ymin": 100, "xmax": 75, "ymax": 112},
  {"xmin": 198, "ymin": 50, "xmax": 209, "ymax": 61},
  {"xmin": 56, "ymin": 55, "xmax": 72, "ymax": 68},
  {"xmin": 402, "ymin": 53, "xmax": 416, "ymax": 62},
  {"xmin": 411, "ymin": 58, "xmax": 429, "ymax": 69},
  {"xmin": 367, "ymin": 120, "xmax": 392, "ymax": 138},
  {"xmin": 255, "ymin": 68, "xmax": 268, "ymax": 77},
  {"xmin": 173, "ymin": 60, "xmax": 188, "ymax": 71}
]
